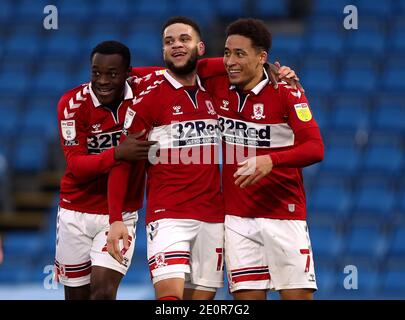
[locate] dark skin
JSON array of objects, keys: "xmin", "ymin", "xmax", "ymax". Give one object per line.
[{"xmin": 64, "ymin": 54, "xmax": 155, "ymax": 300}]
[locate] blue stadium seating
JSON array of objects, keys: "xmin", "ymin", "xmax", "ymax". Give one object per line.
[
  {"xmin": 321, "ymin": 143, "xmax": 362, "ymax": 175},
  {"xmin": 254, "ymin": 0, "xmax": 288, "ymax": 17},
  {"xmin": 382, "ymin": 269, "xmax": 405, "ymax": 295},
  {"xmin": 346, "ymin": 31, "xmax": 386, "ymax": 55},
  {"xmin": 388, "ymin": 225, "xmax": 405, "ymax": 258},
  {"xmin": 12, "ymin": 136, "xmax": 48, "ymax": 172},
  {"xmin": 310, "ymin": 224, "xmax": 343, "ymax": 262},
  {"xmin": 355, "ymin": 0, "xmax": 393, "ymax": 17},
  {"xmin": 301, "ymin": 67, "xmax": 337, "ymax": 93},
  {"xmin": 309, "ymin": 176, "xmax": 352, "ymax": 221},
  {"xmin": 0, "ymin": 71, "xmax": 30, "ymax": 94},
  {"xmin": 0, "ymin": 0, "xmax": 404, "ymax": 300},
  {"xmin": 345, "ymin": 225, "xmax": 386, "ymax": 260},
  {"xmin": 312, "ymin": 0, "xmax": 351, "ymax": 16},
  {"xmin": 306, "ymin": 32, "xmax": 344, "ymax": 55},
  {"xmin": 339, "ymin": 68, "xmax": 377, "ymax": 92},
  {"xmin": 352, "ymin": 180, "xmax": 396, "ymax": 222},
  {"xmin": 215, "ymin": 0, "xmax": 244, "ymax": 18}
]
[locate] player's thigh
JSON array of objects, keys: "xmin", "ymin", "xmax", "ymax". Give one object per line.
[
  {"xmin": 187, "ymin": 222, "xmax": 224, "ymax": 290},
  {"xmin": 55, "ymin": 207, "xmax": 93, "ymax": 287},
  {"xmin": 261, "ymin": 219, "xmax": 317, "ymax": 292},
  {"xmin": 224, "ymin": 216, "xmax": 270, "ymax": 293},
  {"xmin": 147, "ymin": 219, "xmax": 199, "ymax": 284},
  {"xmin": 91, "ymin": 212, "xmax": 137, "ymax": 277}
]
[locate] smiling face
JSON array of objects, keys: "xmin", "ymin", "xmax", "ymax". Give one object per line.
[
  {"xmin": 223, "ymin": 34, "xmax": 267, "ymax": 91},
  {"xmin": 162, "ymin": 22, "xmax": 205, "ymax": 75},
  {"xmin": 91, "ymin": 53, "xmax": 130, "ymax": 106}
]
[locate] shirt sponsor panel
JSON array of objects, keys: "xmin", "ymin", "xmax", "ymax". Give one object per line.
[
  {"xmin": 148, "ymin": 119, "xmax": 220, "ymax": 149},
  {"xmin": 87, "ymin": 130, "xmax": 121, "ymax": 154},
  {"xmin": 218, "ymin": 116, "xmax": 294, "ymax": 148}
]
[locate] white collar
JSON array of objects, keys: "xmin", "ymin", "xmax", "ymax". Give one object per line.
[
  {"xmin": 229, "ymin": 67, "xmax": 270, "ymax": 95},
  {"xmin": 163, "ymin": 70, "xmax": 206, "ymax": 92},
  {"xmin": 89, "ymin": 81, "xmax": 134, "ymax": 107}
]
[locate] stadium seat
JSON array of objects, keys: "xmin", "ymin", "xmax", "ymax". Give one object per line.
[
  {"xmin": 362, "ymin": 141, "xmax": 403, "ymax": 175},
  {"xmin": 5, "ymin": 33, "xmax": 40, "ymax": 58},
  {"xmin": 254, "ymin": 0, "xmax": 288, "ymax": 17},
  {"xmin": 43, "ymin": 32, "xmax": 82, "ymax": 58},
  {"xmin": 215, "ymin": 0, "xmax": 244, "ymax": 18},
  {"xmin": 310, "ymin": 182, "xmax": 351, "ymax": 218},
  {"xmin": 331, "ymin": 104, "xmax": 370, "ymax": 133},
  {"xmin": 310, "ymin": 224, "xmax": 343, "ymax": 262},
  {"xmin": 3, "ymin": 232, "xmax": 45, "ymax": 258},
  {"xmin": 339, "ymin": 68, "xmax": 377, "ymax": 92},
  {"xmin": 0, "ymin": 0, "xmax": 12, "ymax": 23},
  {"xmin": 321, "ymin": 143, "xmax": 362, "ymax": 175},
  {"xmin": 12, "ymin": 136, "xmax": 49, "ymax": 172},
  {"xmin": 345, "ymin": 225, "xmax": 386, "ymax": 259},
  {"xmin": 32, "ymin": 70, "xmax": 70, "ymax": 94},
  {"xmin": 306, "ymin": 31, "xmax": 344, "ymax": 55},
  {"xmin": 382, "ymin": 269, "xmax": 405, "ymax": 295},
  {"xmin": 0, "ymin": 106, "xmax": 19, "ymax": 136},
  {"xmin": 0, "ymin": 71, "xmax": 30, "ymax": 94},
  {"xmin": 389, "ymin": 31, "xmax": 405, "ymax": 53},
  {"xmin": 57, "ymin": 0, "xmax": 91, "ymax": 22},
  {"xmin": 312, "ymin": 0, "xmax": 351, "ymax": 16},
  {"xmin": 382, "ymin": 68, "xmax": 405, "ymax": 91},
  {"xmin": 346, "ymin": 31, "xmax": 385, "ymax": 55},
  {"xmin": 355, "ymin": 0, "xmax": 393, "ymax": 18},
  {"xmin": 21, "ymin": 106, "xmax": 58, "ymax": 140},
  {"xmin": 131, "ymin": 0, "xmax": 174, "ymax": 20},
  {"xmin": 388, "ymin": 225, "xmax": 405, "ymax": 258},
  {"xmin": 93, "ymin": 0, "xmax": 130, "ymax": 18},
  {"xmin": 352, "ymin": 181, "xmax": 396, "ymax": 222},
  {"xmin": 301, "ymin": 67, "xmax": 336, "ymax": 93},
  {"xmin": 176, "ymin": 1, "xmax": 215, "ymax": 27}
]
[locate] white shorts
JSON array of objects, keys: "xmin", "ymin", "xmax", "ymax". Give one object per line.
[
  {"xmin": 146, "ymin": 219, "xmax": 224, "ymax": 290},
  {"xmin": 54, "ymin": 207, "xmax": 137, "ymax": 287},
  {"xmin": 225, "ymin": 215, "xmax": 317, "ymax": 292}
]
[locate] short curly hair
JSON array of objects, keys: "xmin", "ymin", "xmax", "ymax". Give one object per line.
[
  {"xmin": 162, "ymin": 16, "xmax": 202, "ymax": 39},
  {"xmin": 226, "ymin": 18, "xmax": 272, "ymax": 53}
]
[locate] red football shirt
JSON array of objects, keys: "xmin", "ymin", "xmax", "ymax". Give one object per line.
[
  {"xmin": 57, "ymin": 80, "xmax": 145, "ymax": 214},
  {"xmin": 205, "ymin": 69, "xmax": 324, "ymax": 220},
  {"xmin": 108, "ymin": 70, "xmax": 224, "ymax": 224}
]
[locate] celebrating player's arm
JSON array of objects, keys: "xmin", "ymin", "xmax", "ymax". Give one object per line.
[
  {"xmin": 107, "ymin": 93, "xmax": 156, "ymax": 263},
  {"xmin": 234, "ymin": 86, "xmax": 324, "ymax": 189},
  {"xmin": 131, "ymin": 57, "xmax": 304, "ymax": 94},
  {"xmin": 58, "ymin": 96, "xmax": 152, "ymax": 185}
]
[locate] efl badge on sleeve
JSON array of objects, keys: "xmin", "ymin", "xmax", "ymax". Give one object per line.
[
  {"xmin": 124, "ymin": 107, "xmax": 136, "ymax": 129},
  {"xmin": 61, "ymin": 120, "xmax": 76, "ymax": 141},
  {"xmin": 294, "ymin": 103, "xmax": 312, "ymax": 122}
]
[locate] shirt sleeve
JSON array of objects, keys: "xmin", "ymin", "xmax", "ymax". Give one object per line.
[
  {"xmin": 269, "ymin": 86, "xmax": 324, "ymax": 168},
  {"xmin": 108, "ymin": 158, "xmax": 132, "ymax": 223},
  {"xmin": 131, "ymin": 66, "xmax": 163, "ymax": 77},
  {"xmin": 197, "ymin": 57, "xmax": 226, "ymax": 79},
  {"xmin": 57, "ymin": 92, "xmax": 117, "ymax": 184},
  {"xmin": 108, "ymin": 95, "xmax": 155, "ymax": 223}
]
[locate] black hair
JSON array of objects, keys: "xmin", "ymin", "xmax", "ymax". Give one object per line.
[
  {"xmin": 226, "ymin": 18, "xmax": 272, "ymax": 52},
  {"xmin": 162, "ymin": 16, "xmax": 202, "ymax": 39},
  {"xmin": 90, "ymin": 40, "xmax": 131, "ymax": 68}
]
